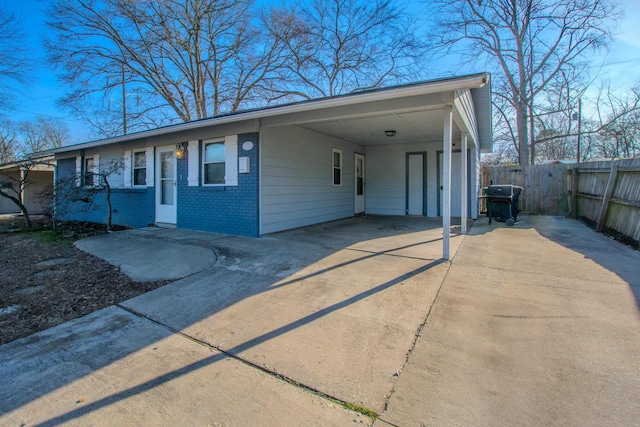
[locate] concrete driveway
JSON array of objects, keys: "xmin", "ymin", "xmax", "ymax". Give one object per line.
[{"xmin": 1, "ymin": 215, "xmax": 639, "ymax": 426}]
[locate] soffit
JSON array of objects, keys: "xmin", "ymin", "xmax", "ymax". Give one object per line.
[{"xmin": 297, "ymin": 107, "xmax": 464, "ymax": 146}]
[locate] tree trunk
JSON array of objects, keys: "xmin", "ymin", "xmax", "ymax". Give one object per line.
[
  {"xmin": 104, "ymin": 175, "xmax": 112, "ymax": 231},
  {"xmin": 516, "ymin": 101, "xmax": 530, "ymax": 166},
  {"xmin": 0, "ymin": 191, "xmax": 31, "ymax": 229}
]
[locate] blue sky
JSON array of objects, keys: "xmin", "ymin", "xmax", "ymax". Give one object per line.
[{"xmin": 4, "ymin": 0, "xmax": 640, "ymax": 144}]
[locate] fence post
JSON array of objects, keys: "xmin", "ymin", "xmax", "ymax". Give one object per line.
[
  {"xmin": 596, "ymin": 160, "xmax": 618, "ymax": 232},
  {"xmin": 571, "ymin": 168, "xmax": 578, "ymax": 219}
]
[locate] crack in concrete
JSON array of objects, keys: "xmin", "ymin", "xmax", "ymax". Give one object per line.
[
  {"xmin": 116, "ymin": 304, "xmax": 380, "ymax": 421},
  {"xmin": 377, "ymin": 258, "xmax": 453, "ymax": 419}
]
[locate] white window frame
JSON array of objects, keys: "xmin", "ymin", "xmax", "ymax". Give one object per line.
[
  {"xmin": 84, "ymin": 156, "xmax": 94, "ymax": 187},
  {"xmin": 202, "ymin": 139, "xmax": 226, "ymax": 186},
  {"xmin": 332, "ymin": 148, "xmax": 343, "ymax": 186},
  {"xmin": 132, "ymin": 149, "xmax": 148, "ymax": 187},
  {"xmin": 83, "ymin": 154, "xmax": 99, "ymax": 187}
]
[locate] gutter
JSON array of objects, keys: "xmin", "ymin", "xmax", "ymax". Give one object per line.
[{"xmin": 51, "ymin": 73, "xmax": 489, "ymax": 154}]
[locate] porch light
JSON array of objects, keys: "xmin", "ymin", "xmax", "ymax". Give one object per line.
[
  {"xmin": 385, "ymin": 130, "xmax": 396, "ymax": 137},
  {"xmin": 175, "ymin": 142, "xmax": 186, "ymax": 159}
]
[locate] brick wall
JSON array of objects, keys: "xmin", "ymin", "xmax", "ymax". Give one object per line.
[
  {"xmin": 177, "ymin": 132, "xmax": 259, "ymax": 237},
  {"xmin": 55, "ymin": 157, "xmax": 154, "ymax": 228},
  {"xmin": 55, "ymin": 132, "xmax": 260, "ymax": 235}
]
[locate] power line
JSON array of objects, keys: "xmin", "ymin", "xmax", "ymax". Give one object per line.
[
  {"xmin": 2, "ymin": 105, "xmax": 85, "ymax": 125},
  {"xmin": 588, "ymin": 56, "xmax": 640, "ymax": 69}
]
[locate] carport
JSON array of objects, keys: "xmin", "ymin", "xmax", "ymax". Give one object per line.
[
  {"xmin": 50, "ymin": 73, "xmax": 492, "ymax": 259},
  {"xmin": 0, "ymin": 156, "xmax": 55, "ymax": 215},
  {"xmin": 258, "ymin": 73, "xmax": 492, "ymax": 259}
]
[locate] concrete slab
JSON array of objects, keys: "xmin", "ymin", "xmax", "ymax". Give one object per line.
[
  {"xmin": 378, "ymin": 216, "xmax": 640, "ymax": 426},
  {"xmin": 0, "ymin": 306, "xmax": 371, "ymax": 426},
  {"xmin": 5, "ymin": 215, "xmax": 639, "ymax": 426},
  {"xmin": 74, "ymin": 231, "xmax": 216, "ymax": 282},
  {"xmin": 123, "ymin": 218, "xmax": 453, "ymax": 413}
]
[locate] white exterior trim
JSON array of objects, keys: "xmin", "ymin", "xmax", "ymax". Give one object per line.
[
  {"xmin": 92, "ymin": 154, "xmax": 100, "ymax": 186},
  {"xmin": 145, "ymin": 148, "xmax": 154, "ymax": 187},
  {"xmin": 442, "ymin": 105, "xmax": 453, "ymax": 260},
  {"xmin": 187, "ymin": 140, "xmax": 199, "ymax": 186},
  {"xmin": 75, "ymin": 156, "xmax": 82, "ymax": 187},
  {"xmin": 332, "ymin": 148, "xmax": 343, "ymax": 186},
  {"xmin": 460, "ymin": 133, "xmax": 468, "ymax": 235},
  {"xmin": 225, "ymin": 135, "xmax": 238, "ymax": 186},
  {"xmin": 50, "ymin": 74, "xmax": 490, "ymax": 155},
  {"xmin": 123, "ymin": 150, "xmax": 132, "ymax": 187},
  {"xmin": 131, "ymin": 149, "xmax": 148, "ymax": 187}
]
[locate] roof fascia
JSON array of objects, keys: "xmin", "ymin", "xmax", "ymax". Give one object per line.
[{"xmin": 52, "ymin": 73, "xmax": 490, "ymax": 154}]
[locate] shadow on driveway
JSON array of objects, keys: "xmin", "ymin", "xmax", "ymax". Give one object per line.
[{"xmin": 1, "ymin": 215, "xmax": 460, "ymax": 425}]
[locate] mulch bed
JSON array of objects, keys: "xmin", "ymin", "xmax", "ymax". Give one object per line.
[{"xmin": 0, "ymin": 216, "xmax": 168, "ymax": 345}]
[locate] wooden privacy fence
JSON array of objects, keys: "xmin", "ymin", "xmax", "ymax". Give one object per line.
[
  {"xmin": 481, "ymin": 163, "xmax": 569, "ymax": 215},
  {"xmin": 568, "ymin": 158, "xmax": 640, "ymax": 245}
]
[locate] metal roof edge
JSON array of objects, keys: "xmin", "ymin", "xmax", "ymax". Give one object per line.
[
  {"xmin": 53, "ymin": 72, "xmax": 490, "ymax": 154},
  {"xmin": 0, "ymin": 154, "xmax": 55, "ymax": 170}
]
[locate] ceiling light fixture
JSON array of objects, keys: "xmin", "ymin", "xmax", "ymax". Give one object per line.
[{"xmin": 385, "ymin": 130, "xmax": 396, "ymax": 137}]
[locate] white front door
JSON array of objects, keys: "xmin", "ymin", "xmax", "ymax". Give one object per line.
[
  {"xmin": 439, "ymin": 151, "xmax": 462, "ymax": 217},
  {"xmin": 407, "ymin": 153, "xmax": 424, "ymax": 215},
  {"xmin": 156, "ymin": 146, "xmax": 177, "ymax": 224},
  {"xmin": 354, "ymin": 153, "xmax": 365, "ymax": 214}
]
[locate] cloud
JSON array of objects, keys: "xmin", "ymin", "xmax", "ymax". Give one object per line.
[{"xmin": 616, "ymin": 0, "xmax": 640, "ymax": 49}]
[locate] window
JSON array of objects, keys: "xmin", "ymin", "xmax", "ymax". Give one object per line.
[
  {"xmin": 133, "ymin": 150, "xmax": 146, "ymax": 186},
  {"xmin": 203, "ymin": 141, "xmax": 225, "ymax": 185},
  {"xmin": 83, "ymin": 157, "xmax": 94, "ymax": 187},
  {"xmin": 332, "ymin": 148, "xmax": 342, "ymax": 186}
]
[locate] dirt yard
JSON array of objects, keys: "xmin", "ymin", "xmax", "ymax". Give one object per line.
[{"xmin": 0, "ymin": 215, "xmax": 168, "ymax": 345}]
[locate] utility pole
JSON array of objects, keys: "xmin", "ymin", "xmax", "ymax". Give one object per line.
[
  {"xmin": 576, "ymin": 98, "xmax": 582, "ymax": 163},
  {"xmin": 122, "ymin": 64, "xmax": 127, "ymax": 135}
]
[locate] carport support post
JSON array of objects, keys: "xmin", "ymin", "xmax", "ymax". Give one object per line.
[
  {"xmin": 442, "ymin": 106, "xmax": 453, "ymax": 260},
  {"xmin": 460, "ymin": 133, "xmax": 468, "ymax": 235}
]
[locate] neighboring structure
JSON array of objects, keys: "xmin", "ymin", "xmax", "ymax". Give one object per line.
[
  {"xmin": 52, "ymin": 73, "xmax": 492, "ymax": 258},
  {"xmin": 0, "ymin": 156, "xmax": 55, "ymax": 215}
]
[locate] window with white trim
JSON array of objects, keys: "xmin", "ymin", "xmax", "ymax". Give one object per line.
[
  {"xmin": 133, "ymin": 150, "xmax": 147, "ymax": 186},
  {"xmin": 202, "ymin": 140, "xmax": 226, "ymax": 185},
  {"xmin": 332, "ymin": 148, "xmax": 342, "ymax": 186},
  {"xmin": 83, "ymin": 156, "xmax": 95, "ymax": 187}
]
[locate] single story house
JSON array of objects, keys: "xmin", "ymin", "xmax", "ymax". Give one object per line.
[
  {"xmin": 52, "ymin": 73, "xmax": 492, "ymax": 259},
  {"xmin": 0, "ymin": 156, "xmax": 55, "ymax": 215}
]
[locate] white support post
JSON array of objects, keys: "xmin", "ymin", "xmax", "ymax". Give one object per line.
[
  {"xmin": 19, "ymin": 168, "xmax": 26, "ymax": 205},
  {"xmin": 442, "ymin": 105, "xmax": 453, "ymax": 260},
  {"xmin": 461, "ymin": 132, "xmax": 468, "ymax": 234}
]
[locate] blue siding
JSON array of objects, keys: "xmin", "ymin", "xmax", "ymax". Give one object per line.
[
  {"xmin": 177, "ymin": 133, "xmax": 259, "ymax": 237},
  {"xmin": 56, "ymin": 157, "xmax": 154, "ymax": 228},
  {"xmin": 58, "ymin": 189, "xmax": 154, "ymax": 228},
  {"xmin": 55, "ymin": 132, "xmax": 259, "ymax": 235}
]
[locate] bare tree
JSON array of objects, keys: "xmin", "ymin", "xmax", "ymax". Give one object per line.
[
  {"xmin": 0, "ymin": 117, "xmax": 69, "ymax": 163},
  {"xmin": 18, "ymin": 117, "xmax": 68, "ymax": 156},
  {"xmin": 432, "ymin": 0, "xmax": 617, "ymax": 165},
  {"xmin": 55, "ymin": 158, "xmax": 124, "ymax": 231},
  {"xmin": 0, "ymin": 120, "xmax": 17, "ymax": 163},
  {"xmin": 526, "ymin": 82, "xmax": 640, "ymax": 160},
  {"xmin": 0, "ymin": 7, "xmax": 30, "ymax": 111},
  {"xmin": 0, "ymin": 156, "xmax": 55, "ymax": 229},
  {"xmin": 45, "ymin": 0, "xmax": 287, "ymax": 136},
  {"xmin": 591, "ymin": 84, "xmax": 640, "ymax": 158},
  {"xmin": 265, "ymin": 0, "xmax": 425, "ymax": 100}
]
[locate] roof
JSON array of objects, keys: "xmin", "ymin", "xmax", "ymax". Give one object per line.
[
  {"xmin": 0, "ymin": 154, "xmax": 56, "ymax": 171},
  {"xmin": 51, "ymin": 72, "xmax": 492, "ymax": 154}
]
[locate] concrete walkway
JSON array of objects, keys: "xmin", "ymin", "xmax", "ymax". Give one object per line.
[
  {"xmin": 1, "ymin": 215, "xmax": 639, "ymax": 426},
  {"xmin": 377, "ymin": 216, "xmax": 640, "ymax": 426}
]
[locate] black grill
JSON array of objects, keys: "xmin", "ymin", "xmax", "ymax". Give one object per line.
[{"xmin": 486, "ymin": 185, "xmax": 523, "ymax": 226}]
